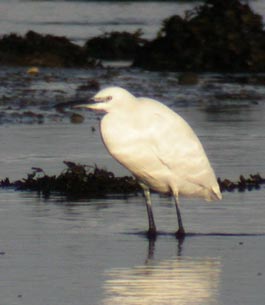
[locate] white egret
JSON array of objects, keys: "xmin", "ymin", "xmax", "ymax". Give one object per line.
[{"xmin": 79, "ymin": 87, "xmax": 222, "ymax": 237}]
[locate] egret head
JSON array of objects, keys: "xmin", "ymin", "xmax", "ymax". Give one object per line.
[{"xmin": 79, "ymin": 87, "xmax": 136, "ymax": 112}]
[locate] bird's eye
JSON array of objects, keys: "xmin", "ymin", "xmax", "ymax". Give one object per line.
[{"xmin": 106, "ymin": 96, "xmax": 112, "ymax": 101}]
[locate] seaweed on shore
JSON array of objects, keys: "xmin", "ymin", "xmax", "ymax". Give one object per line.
[
  {"xmin": 134, "ymin": 0, "xmax": 265, "ymax": 72},
  {"xmin": 84, "ymin": 30, "xmax": 145, "ymax": 60},
  {"xmin": 1, "ymin": 161, "xmax": 265, "ymax": 198},
  {"xmin": 218, "ymin": 174, "xmax": 265, "ymax": 193},
  {"xmin": 0, "ymin": 161, "xmax": 141, "ymax": 198},
  {"xmin": 0, "ymin": 31, "xmax": 96, "ymax": 68}
]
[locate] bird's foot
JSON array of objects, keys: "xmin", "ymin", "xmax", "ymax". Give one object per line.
[
  {"xmin": 146, "ymin": 228, "xmax": 157, "ymax": 240},
  {"xmin": 175, "ymin": 227, "xmax": 185, "ymax": 239}
]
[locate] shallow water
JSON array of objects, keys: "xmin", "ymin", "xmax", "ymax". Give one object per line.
[
  {"xmin": 1, "ymin": 75, "xmax": 265, "ymax": 304},
  {"xmin": 1, "ymin": 69, "xmax": 265, "ymax": 181},
  {"xmin": 1, "ymin": 1, "xmax": 265, "ymax": 301},
  {"xmin": 0, "ymin": 190, "xmax": 265, "ymax": 305}
]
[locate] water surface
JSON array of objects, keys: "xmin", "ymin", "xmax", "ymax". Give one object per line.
[
  {"xmin": 1, "ymin": 1, "xmax": 265, "ymax": 302},
  {"xmin": 0, "ymin": 190, "xmax": 265, "ymax": 305}
]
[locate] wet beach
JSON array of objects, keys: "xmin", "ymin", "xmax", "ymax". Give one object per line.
[
  {"xmin": 1, "ymin": 66, "xmax": 265, "ymax": 305},
  {"xmin": 1, "ymin": 1, "xmax": 265, "ymax": 304}
]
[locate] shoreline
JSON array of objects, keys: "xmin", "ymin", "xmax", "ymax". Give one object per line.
[{"xmin": 1, "ymin": 1, "xmax": 265, "ymax": 72}]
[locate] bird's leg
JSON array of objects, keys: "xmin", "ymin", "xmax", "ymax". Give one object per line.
[
  {"xmin": 139, "ymin": 182, "xmax": 157, "ymax": 237},
  {"xmin": 173, "ymin": 195, "xmax": 185, "ymax": 238}
]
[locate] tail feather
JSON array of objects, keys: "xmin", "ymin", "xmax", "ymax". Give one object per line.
[{"xmin": 211, "ymin": 184, "xmax": 222, "ymax": 201}]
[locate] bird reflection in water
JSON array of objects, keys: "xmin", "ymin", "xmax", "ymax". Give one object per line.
[{"xmin": 102, "ymin": 241, "xmax": 221, "ymax": 305}]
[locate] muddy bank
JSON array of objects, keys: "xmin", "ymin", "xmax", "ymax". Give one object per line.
[
  {"xmin": 0, "ymin": 68, "xmax": 103, "ymax": 124},
  {"xmin": 1, "ymin": 161, "xmax": 264, "ymax": 198},
  {"xmin": 0, "ymin": 66, "xmax": 264, "ymax": 125}
]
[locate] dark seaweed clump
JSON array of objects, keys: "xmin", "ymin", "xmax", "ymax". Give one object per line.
[
  {"xmin": 0, "ymin": 31, "xmax": 95, "ymax": 67},
  {"xmin": 0, "ymin": 161, "xmax": 141, "ymax": 198},
  {"xmin": 84, "ymin": 30, "xmax": 145, "ymax": 60},
  {"xmin": 218, "ymin": 174, "xmax": 265, "ymax": 192},
  {"xmin": 134, "ymin": 0, "xmax": 265, "ymax": 72},
  {"xmin": 1, "ymin": 161, "xmax": 265, "ymax": 198}
]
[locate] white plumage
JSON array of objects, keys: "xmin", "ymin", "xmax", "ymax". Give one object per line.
[{"xmin": 81, "ymin": 86, "xmax": 222, "ymax": 237}]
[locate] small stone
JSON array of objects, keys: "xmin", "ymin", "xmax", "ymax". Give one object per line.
[
  {"xmin": 27, "ymin": 67, "xmax": 39, "ymax": 75},
  {"xmin": 70, "ymin": 113, "xmax": 84, "ymax": 124}
]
